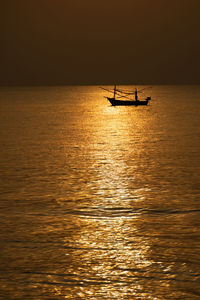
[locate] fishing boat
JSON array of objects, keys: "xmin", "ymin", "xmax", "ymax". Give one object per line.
[{"xmin": 101, "ymin": 85, "xmax": 151, "ymax": 106}]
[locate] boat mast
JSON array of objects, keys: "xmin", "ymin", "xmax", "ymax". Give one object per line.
[
  {"xmin": 135, "ymin": 88, "xmax": 138, "ymax": 101},
  {"xmin": 114, "ymin": 85, "xmax": 117, "ymax": 99}
]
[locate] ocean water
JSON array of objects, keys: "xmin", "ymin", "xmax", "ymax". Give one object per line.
[{"xmin": 0, "ymin": 85, "xmax": 200, "ymax": 299}]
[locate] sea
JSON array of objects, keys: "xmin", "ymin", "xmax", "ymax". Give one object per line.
[{"xmin": 0, "ymin": 85, "xmax": 200, "ymax": 299}]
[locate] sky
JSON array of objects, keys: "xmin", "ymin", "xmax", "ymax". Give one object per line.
[{"xmin": 1, "ymin": 0, "xmax": 200, "ymax": 85}]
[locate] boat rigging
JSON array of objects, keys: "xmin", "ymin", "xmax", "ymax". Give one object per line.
[{"xmin": 101, "ymin": 85, "xmax": 152, "ymax": 106}]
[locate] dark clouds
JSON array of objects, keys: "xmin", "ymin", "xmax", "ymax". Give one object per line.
[{"xmin": 1, "ymin": 0, "xmax": 200, "ymax": 85}]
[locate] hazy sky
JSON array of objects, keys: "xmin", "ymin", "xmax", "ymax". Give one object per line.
[{"xmin": 1, "ymin": 0, "xmax": 200, "ymax": 85}]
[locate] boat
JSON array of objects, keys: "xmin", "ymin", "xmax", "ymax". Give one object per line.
[{"xmin": 101, "ymin": 85, "xmax": 151, "ymax": 106}]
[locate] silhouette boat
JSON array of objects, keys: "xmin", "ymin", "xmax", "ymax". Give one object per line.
[{"xmin": 101, "ymin": 85, "xmax": 151, "ymax": 106}]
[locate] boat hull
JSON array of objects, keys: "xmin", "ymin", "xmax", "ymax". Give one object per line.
[{"xmin": 107, "ymin": 97, "xmax": 149, "ymax": 106}]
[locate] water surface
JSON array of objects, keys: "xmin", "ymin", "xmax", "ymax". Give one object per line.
[{"xmin": 0, "ymin": 85, "xmax": 200, "ymax": 299}]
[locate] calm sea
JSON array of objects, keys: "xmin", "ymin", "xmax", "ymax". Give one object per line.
[{"xmin": 0, "ymin": 85, "xmax": 200, "ymax": 299}]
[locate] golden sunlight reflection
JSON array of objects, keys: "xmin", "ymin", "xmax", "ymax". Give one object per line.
[
  {"xmin": 61, "ymin": 214, "xmax": 153, "ymax": 298},
  {"xmin": 59, "ymin": 104, "xmax": 156, "ymax": 298},
  {"xmin": 90, "ymin": 104, "xmax": 149, "ymax": 204}
]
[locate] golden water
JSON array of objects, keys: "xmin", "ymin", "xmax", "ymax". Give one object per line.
[{"xmin": 0, "ymin": 86, "xmax": 200, "ymax": 299}]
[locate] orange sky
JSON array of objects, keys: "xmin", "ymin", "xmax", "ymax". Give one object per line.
[{"xmin": 1, "ymin": 0, "xmax": 200, "ymax": 85}]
